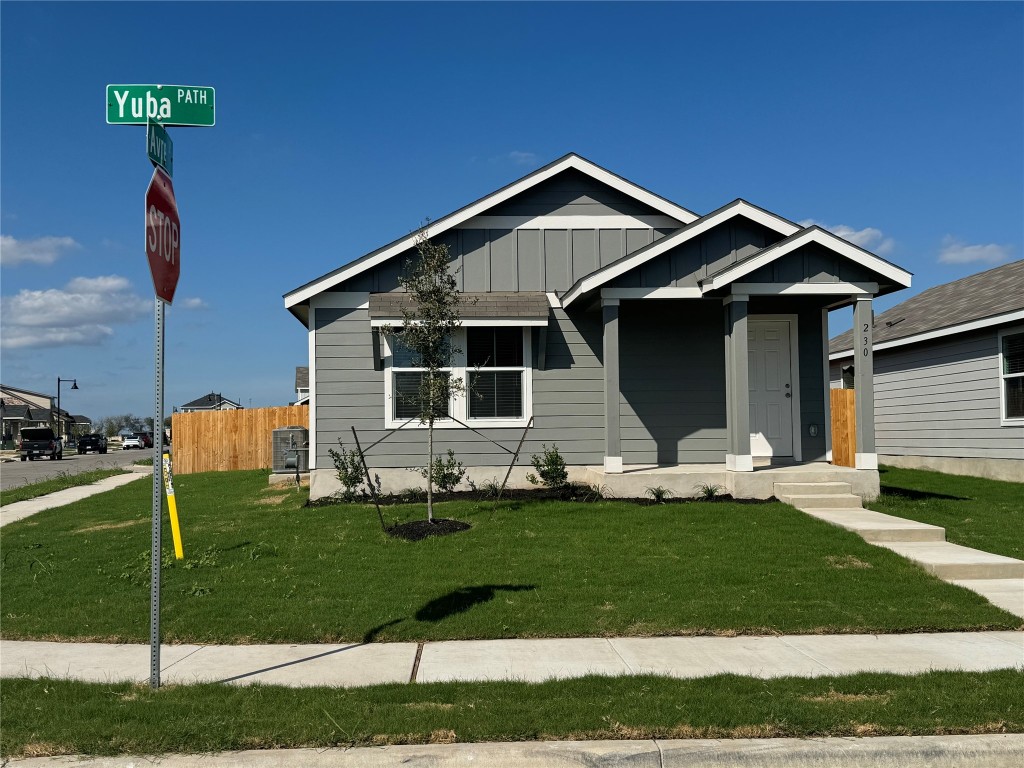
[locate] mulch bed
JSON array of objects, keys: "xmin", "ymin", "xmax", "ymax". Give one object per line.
[{"xmin": 387, "ymin": 518, "xmax": 472, "ymax": 541}]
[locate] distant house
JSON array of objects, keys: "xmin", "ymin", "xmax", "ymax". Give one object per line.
[
  {"xmin": 830, "ymin": 260, "xmax": 1024, "ymax": 482},
  {"xmin": 284, "ymin": 153, "xmax": 913, "ymax": 500},
  {"xmin": 294, "ymin": 367, "xmax": 309, "ymax": 405},
  {"xmin": 179, "ymin": 392, "xmax": 243, "ymax": 413},
  {"xmin": 0, "ymin": 384, "xmax": 68, "ymax": 443}
]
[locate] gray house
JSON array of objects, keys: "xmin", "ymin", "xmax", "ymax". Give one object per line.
[
  {"xmin": 830, "ymin": 260, "xmax": 1024, "ymax": 482},
  {"xmin": 285, "ymin": 154, "xmax": 911, "ymax": 499}
]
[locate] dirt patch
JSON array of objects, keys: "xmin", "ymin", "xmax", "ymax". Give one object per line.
[
  {"xmin": 802, "ymin": 690, "xmax": 891, "ymax": 704},
  {"xmin": 826, "ymin": 554, "xmax": 873, "ymax": 570},
  {"xmin": 254, "ymin": 495, "xmax": 289, "ymax": 506},
  {"xmin": 387, "ymin": 519, "xmax": 471, "ymax": 541},
  {"xmin": 404, "ymin": 702, "xmax": 456, "ymax": 711},
  {"xmin": 75, "ymin": 520, "xmax": 142, "ymax": 534},
  {"xmin": 428, "ymin": 729, "xmax": 457, "ymax": 744},
  {"xmin": 19, "ymin": 743, "xmax": 71, "ymax": 758}
]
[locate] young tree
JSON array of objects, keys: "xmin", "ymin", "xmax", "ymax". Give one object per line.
[{"xmin": 392, "ymin": 232, "xmax": 464, "ymax": 523}]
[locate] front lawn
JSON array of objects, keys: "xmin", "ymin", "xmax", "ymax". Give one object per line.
[
  {"xmin": 871, "ymin": 466, "xmax": 1024, "ymax": 561},
  {"xmin": 0, "ymin": 470, "xmax": 1017, "ymax": 644},
  {"xmin": 2, "ymin": 670, "xmax": 1021, "ymax": 757},
  {"xmin": 0, "ymin": 468, "xmax": 128, "ymax": 506}
]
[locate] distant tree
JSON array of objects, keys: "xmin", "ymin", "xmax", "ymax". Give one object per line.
[
  {"xmin": 390, "ymin": 232, "xmax": 464, "ymax": 523},
  {"xmin": 95, "ymin": 413, "xmax": 144, "ymax": 437}
]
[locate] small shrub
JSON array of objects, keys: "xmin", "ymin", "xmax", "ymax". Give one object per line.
[
  {"xmin": 419, "ymin": 449, "xmax": 466, "ymax": 494},
  {"xmin": 479, "ymin": 478, "xmax": 502, "ymax": 498},
  {"xmin": 328, "ymin": 440, "xmax": 365, "ymax": 501},
  {"xmin": 398, "ymin": 487, "xmax": 428, "ymax": 504},
  {"xmin": 695, "ymin": 482, "xmax": 726, "ymax": 501},
  {"xmin": 563, "ymin": 482, "xmax": 609, "ymax": 502},
  {"xmin": 646, "ymin": 485, "xmax": 673, "ymax": 503},
  {"xmin": 526, "ymin": 444, "xmax": 568, "ymax": 489}
]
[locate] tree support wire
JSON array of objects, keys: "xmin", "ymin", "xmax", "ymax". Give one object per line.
[
  {"xmin": 350, "ymin": 426, "xmax": 386, "ymax": 532},
  {"xmin": 497, "ymin": 417, "xmax": 533, "ymax": 503}
]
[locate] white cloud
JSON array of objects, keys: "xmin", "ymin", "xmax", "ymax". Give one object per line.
[
  {"xmin": 507, "ymin": 151, "xmax": 539, "ymax": 166},
  {"xmin": 1, "ymin": 274, "xmax": 150, "ymax": 349},
  {"xmin": 799, "ymin": 220, "xmax": 895, "ymax": 256},
  {"xmin": 0, "ymin": 234, "xmax": 81, "ymax": 266},
  {"xmin": 938, "ymin": 236, "xmax": 1012, "ymax": 265},
  {"xmin": 178, "ymin": 297, "xmax": 208, "ymax": 310}
]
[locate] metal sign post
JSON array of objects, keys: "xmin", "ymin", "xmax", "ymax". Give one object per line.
[{"xmin": 150, "ymin": 298, "xmax": 166, "ymax": 689}]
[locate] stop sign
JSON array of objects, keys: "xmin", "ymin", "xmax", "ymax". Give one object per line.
[{"xmin": 145, "ymin": 167, "xmax": 180, "ymax": 304}]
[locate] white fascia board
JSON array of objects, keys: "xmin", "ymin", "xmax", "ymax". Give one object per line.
[
  {"xmin": 704, "ymin": 229, "xmax": 912, "ymax": 292},
  {"xmin": 562, "ymin": 201, "xmax": 799, "ymax": 308},
  {"xmin": 284, "ymin": 155, "xmax": 697, "ymax": 309},
  {"xmin": 601, "ymin": 287, "xmax": 703, "ymax": 300},
  {"xmin": 731, "ymin": 282, "xmax": 879, "ymax": 295},
  {"xmin": 459, "ymin": 214, "xmax": 684, "ymax": 229},
  {"xmin": 828, "ymin": 309, "xmax": 1024, "ymax": 361},
  {"xmin": 371, "ymin": 317, "xmax": 548, "ymax": 327}
]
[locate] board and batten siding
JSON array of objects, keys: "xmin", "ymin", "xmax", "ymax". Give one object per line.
[
  {"xmin": 313, "ymin": 305, "xmax": 605, "ymax": 470},
  {"xmin": 833, "ymin": 329, "xmax": 1024, "ymax": 460}
]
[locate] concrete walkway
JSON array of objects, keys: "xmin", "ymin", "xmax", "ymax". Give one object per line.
[
  {"xmin": 3, "ymin": 631, "xmax": 1021, "ymax": 688},
  {"xmin": 0, "ymin": 465, "xmax": 149, "ymax": 527},
  {"xmin": 9, "ymin": 735, "xmax": 1024, "ymax": 767}
]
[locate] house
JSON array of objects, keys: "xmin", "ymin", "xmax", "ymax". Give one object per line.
[
  {"xmin": 830, "ymin": 260, "xmax": 1024, "ymax": 482},
  {"xmin": 284, "ymin": 154, "xmax": 912, "ymax": 500},
  {"xmin": 179, "ymin": 392, "xmax": 243, "ymax": 413},
  {"xmin": 294, "ymin": 367, "xmax": 309, "ymax": 405},
  {"xmin": 0, "ymin": 384, "xmax": 74, "ymax": 444}
]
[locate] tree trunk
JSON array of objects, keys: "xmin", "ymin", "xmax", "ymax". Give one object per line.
[{"xmin": 427, "ymin": 416, "xmax": 434, "ymax": 523}]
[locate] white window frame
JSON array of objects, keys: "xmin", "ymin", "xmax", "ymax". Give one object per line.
[
  {"xmin": 383, "ymin": 327, "xmax": 533, "ymax": 430},
  {"xmin": 998, "ymin": 325, "xmax": 1024, "ymax": 425}
]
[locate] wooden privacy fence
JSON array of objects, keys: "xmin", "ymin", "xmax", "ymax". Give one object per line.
[
  {"xmin": 830, "ymin": 388, "xmax": 856, "ymax": 468},
  {"xmin": 171, "ymin": 405, "xmax": 308, "ymax": 474}
]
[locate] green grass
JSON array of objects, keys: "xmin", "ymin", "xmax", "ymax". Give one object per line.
[
  {"xmin": 2, "ymin": 670, "xmax": 1021, "ymax": 757},
  {"xmin": 871, "ymin": 466, "xmax": 1024, "ymax": 560},
  {"xmin": 1, "ymin": 469, "xmax": 1017, "ymax": 644},
  {"xmin": 0, "ymin": 468, "xmax": 128, "ymax": 505}
]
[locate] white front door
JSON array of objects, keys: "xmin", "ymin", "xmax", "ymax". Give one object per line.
[{"xmin": 748, "ymin": 320, "xmax": 794, "ymax": 457}]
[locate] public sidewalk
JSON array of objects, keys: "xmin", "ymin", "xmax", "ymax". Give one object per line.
[
  {"xmin": 0, "ymin": 465, "xmax": 149, "ymax": 527},
  {"xmin": 2, "ymin": 631, "xmax": 1021, "ymax": 688}
]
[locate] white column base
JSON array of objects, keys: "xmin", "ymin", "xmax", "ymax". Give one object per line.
[
  {"xmin": 855, "ymin": 452, "xmax": 878, "ymax": 470},
  {"xmin": 726, "ymin": 453, "xmax": 754, "ymax": 472},
  {"xmin": 603, "ymin": 456, "xmax": 623, "ymax": 473}
]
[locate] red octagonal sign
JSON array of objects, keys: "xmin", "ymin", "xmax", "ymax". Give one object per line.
[{"xmin": 145, "ymin": 167, "xmax": 180, "ymax": 304}]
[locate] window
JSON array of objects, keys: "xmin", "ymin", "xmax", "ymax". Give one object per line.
[
  {"xmin": 1000, "ymin": 328, "xmax": 1024, "ymax": 421},
  {"xmin": 383, "ymin": 326, "xmax": 532, "ymax": 428}
]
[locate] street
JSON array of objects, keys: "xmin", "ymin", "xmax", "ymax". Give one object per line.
[{"xmin": 0, "ymin": 449, "xmax": 154, "ymax": 493}]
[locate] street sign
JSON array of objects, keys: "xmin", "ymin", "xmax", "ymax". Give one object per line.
[
  {"xmin": 108, "ymin": 84, "xmax": 215, "ymax": 126},
  {"xmin": 147, "ymin": 121, "xmax": 173, "ymax": 176},
  {"xmin": 145, "ymin": 167, "xmax": 180, "ymax": 304}
]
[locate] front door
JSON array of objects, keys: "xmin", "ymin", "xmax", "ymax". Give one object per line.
[{"xmin": 748, "ymin": 319, "xmax": 794, "ymax": 457}]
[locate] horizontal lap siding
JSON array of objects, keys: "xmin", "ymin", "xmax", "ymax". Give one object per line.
[
  {"xmin": 872, "ymin": 330, "xmax": 1024, "ymax": 460},
  {"xmin": 619, "ymin": 301, "xmax": 727, "ymax": 464},
  {"xmin": 314, "ymin": 305, "xmax": 605, "ymax": 469}
]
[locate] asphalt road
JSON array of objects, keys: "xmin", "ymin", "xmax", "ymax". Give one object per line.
[{"xmin": 0, "ymin": 448, "xmax": 154, "ymax": 492}]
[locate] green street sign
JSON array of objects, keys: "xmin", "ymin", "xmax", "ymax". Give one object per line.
[
  {"xmin": 107, "ymin": 84, "xmax": 215, "ymax": 127},
  {"xmin": 147, "ymin": 121, "xmax": 173, "ymax": 176}
]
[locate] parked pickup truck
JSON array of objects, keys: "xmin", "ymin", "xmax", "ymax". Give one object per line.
[
  {"xmin": 19, "ymin": 428, "xmax": 63, "ymax": 461},
  {"xmin": 77, "ymin": 433, "xmax": 108, "ymax": 455}
]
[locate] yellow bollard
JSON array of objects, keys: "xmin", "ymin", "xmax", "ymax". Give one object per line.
[{"xmin": 162, "ymin": 452, "xmax": 184, "ymax": 560}]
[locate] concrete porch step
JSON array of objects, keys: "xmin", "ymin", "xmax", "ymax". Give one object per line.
[
  {"xmin": 800, "ymin": 508, "xmax": 946, "ymax": 543},
  {"xmin": 774, "ymin": 481, "xmax": 852, "ymax": 498},
  {"xmin": 778, "ymin": 493, "xmax": 863, "ymax": 510},
  {"xmin": 877, "ymin": 541, "xmax": 1024, "ymax": 581}
]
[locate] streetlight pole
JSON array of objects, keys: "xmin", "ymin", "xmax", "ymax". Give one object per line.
[{"xmin": 56, "ymin": 377, "xmax": 78, "ymax": 442}]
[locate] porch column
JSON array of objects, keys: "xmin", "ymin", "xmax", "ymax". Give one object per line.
[
  {"xmin": 724, "ymin": 296, "xmax": 753, "ymax": 471},
  {"xmin": 853, "ymin": 296, "xmax": 877, "ymax": 469},
  {"xmin": 602, "ymin": 297, "xmax": 622, "ymax": 473}
]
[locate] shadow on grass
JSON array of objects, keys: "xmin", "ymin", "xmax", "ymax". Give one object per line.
[
  {"xmin": 362, "ymin": 618, "xmax": 404, "ymax": 644},
  {"xmin": 880, "ymin": 486, "xmax": 970, "ymax": 502},
  {"xmin": 415, "ymin": 584, "xmax": 536, "ymax": 623}
]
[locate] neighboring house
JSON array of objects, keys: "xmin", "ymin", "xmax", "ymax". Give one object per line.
[
  {"xmin": 179, "ymin": 392, "xmax": 243, "ymax": 413},
  {"xmin": 294, "ymin": 367, "xmax": 309, "ymax": 405},
  {"xmin": 830, "ymin": 260, "xmax": 1024, "ymax": 482},
  {"xmin": 0, "ymin": 384, "xmax": 68, "ymax": 444},
  {"xmin": 284, "ymin": 153, "xmax": 911, "ymax": 499}
]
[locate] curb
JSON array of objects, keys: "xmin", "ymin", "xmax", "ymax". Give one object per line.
[{"xmin": 5, "ymin": 735, "xmax": 1024, "ymax": 767}]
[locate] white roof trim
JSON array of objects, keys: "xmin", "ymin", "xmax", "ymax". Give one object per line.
[
  {"xmin": 284, "ymin": 155, "xmax": 698, "ymax": 309},
  {"xmin": 703, "ymin": 228, "xmax": 912, "ymax": 293},
  {"xmin": 561, "ymin": 200, "xmax": 800, "ymax": 307},
  {"xmin": 371, "ymin": 317, "xmax": 548, "ymax": 328},
  {"xmin": 829, "ymin": 309, "xmax": 1024, "ymax": 360},
  {"xmin": 731, "ymin": 281, "xmax": 879, "ymax": 296}
]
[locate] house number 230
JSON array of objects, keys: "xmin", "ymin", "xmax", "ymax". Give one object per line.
[{"xmin": 862, "ymin": 323, "xmax": 870, "ymax": 356}]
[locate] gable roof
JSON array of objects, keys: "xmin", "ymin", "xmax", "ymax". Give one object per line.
[
  {"xmin": 562, "ymin": 199, "xmax": 801, "ymax": 306},
  {"xmin": 830, "ymin": 259, "xmax": 1024, "ymax": 357},
  {"xmin": 283, "ymin": 153, "xmax": 699, "ymax": 315},
  {"xmin": 295, "ymin": 367, "xmax": 309, "ymax": 391},
  {"xmin": 181, "ymin": 392, "xmax": 241, "ymax": 410}
]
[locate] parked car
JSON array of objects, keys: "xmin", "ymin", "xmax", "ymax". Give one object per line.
[
  {"xmin": 139, "ymin": 432, "xmax": 154, "ymax": 448},
  {"xmin": 121, "ymin": 434, "xmax": 144, "ymax": 450},
  {"xmin": 19, "ymin": 428, "xmax": 63, "ymax": 461},
  {"xmin": 77, "ymin": 433, "xmax": 108, "ymax": 455}
]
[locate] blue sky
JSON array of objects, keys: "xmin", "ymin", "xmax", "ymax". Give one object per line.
[{"xmin": 2, "ymin": 1, "xmax": 1022, "ymax": 423}]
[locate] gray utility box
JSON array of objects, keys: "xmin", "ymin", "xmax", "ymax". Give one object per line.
[{"xmin": 271, "ymin": 426, "xmax": 309, "ymax": 473}]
